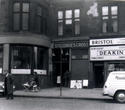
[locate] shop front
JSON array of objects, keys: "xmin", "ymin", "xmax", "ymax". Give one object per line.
[
  {"xmin": 52, "ymin": 38, "xmax": 89, "ymax": 88},
  {"xmin": 90, "ymin": 37, "xmax": 125, "ymax": 88},
  {"xmin": 0, "ymin": 33, "xmax": 51, "ymax": 90}
]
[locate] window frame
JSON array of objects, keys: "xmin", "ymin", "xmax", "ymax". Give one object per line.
[
  {"xmin": 13, "ymin": 1, "xmax": 30, "ymax": 31},
  {"xmin": 101, "ymin": 5, "xmax": 118, "ymax": 33},
  {"xmin": 36, "ymin": 5, "xmax": 48, "ymax": 34},
  {"xmin": 57, "ymin": 9, "xmax": 80, "ymax": 37}
]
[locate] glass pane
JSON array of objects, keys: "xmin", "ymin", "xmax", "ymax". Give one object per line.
[
  {"xmin": 74, "ymin": 9, "xmax": 80, "ymax": 18},
  {"xmin": 36, "ymin": 17, "xmax": 41, "ymax": 32},
  {"xmin": 23, "ymin": 3, "xmax": 29, "ymax": 12},
  {"xmin": 37, "ymin": 6, "xmax": 42, "ymax": 16},
  {"xmin": 65, "ymin": 10, "xmax": 72, "ymax": 18},
  {"xmin": 58, "ymin": 21, "xmax": 63, "ymax": 36},
  {"xmin": 11, "ymin": 46, "xmax": 32, "ymax": 69},
  {"xmin": 13, "ymin": 2, "xmax": 20, "ymax": 12},
  {"xmin": 111, "ymin": 6, "xmax": 118, "ymax": 15},
  {"xmin": 58, "ymin": 11, "xmax": 63, "ymax": 19},
  {"xmin": 22, "ymin": 13, "xmax": 29, "ymax": 30},
  {"xmin": 37, "ymin": 48, "xmax": 45, "ymax": 69},
  {"xmin": 112, "ymin": 20, "xmax": 118, "ymax": 32},
  {"xmin": 102, "ymin": 21, "xmax": 108, "ymax": 33},
  {"xmin": 75, "ymin": 21, "xmax": 80, "ymax": 35},
  {"xmin": 102, "ymin": 6, "xmax": 108, "ymax": 16},
  {"xmin": 102, "ymin": 16, "xmax": 109, "ymax": 20},
  {"xmin": 13, "ymin": 13, "xmax": 20, "ymax": 31},
  {"xmin": 65, "ymin": 19, "xmax": 72, "ymax": 24}
]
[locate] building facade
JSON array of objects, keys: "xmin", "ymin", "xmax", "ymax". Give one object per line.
[
  {"xmin": 0, "ymin": 0, "xmax": 52, "ymax": 89},
  {"xmin": 1, "ymin": 0, "xmax": 125, "ymax": 90},
  {"xmin": 50, "ymin": 0, "xmax": 125, "ymax": 88}
]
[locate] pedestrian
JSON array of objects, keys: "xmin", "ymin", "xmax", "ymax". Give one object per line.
[
  {"xmin": 4, "ymin": 72, "xmax": 14, "ymax": 99},
  {"xmin": 64, "ymin": 71, "xmax": 71, "ymax": 87}
]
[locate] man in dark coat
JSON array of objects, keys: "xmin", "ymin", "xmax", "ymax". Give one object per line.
[{"xmin": 5, "ymin": 72, "xmax": 14, "ymax": 99}]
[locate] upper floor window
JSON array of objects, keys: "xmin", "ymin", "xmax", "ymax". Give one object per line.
[
  {"xmin": 13, "ymin": 2, "xmax": 30, "ymax": 31},
  {"xmin": 101, "ymin": 6, "xmax": 118, "ymax": 33},
  {"xmin": 58, "ymin": 9, "xmax": 80, "ymax": 37},
  {"xmin": 36, "ymin": 6, "xmax": 48, "ymax": 34}
]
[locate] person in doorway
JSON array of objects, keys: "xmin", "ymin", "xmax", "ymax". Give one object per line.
[
  {"xmin": 64, "ymin": 71, "xmax": 71, "ymax": 87},
  {"xmin": 4, "ymin": 72, "xmax": 14, "ymax": 99}
]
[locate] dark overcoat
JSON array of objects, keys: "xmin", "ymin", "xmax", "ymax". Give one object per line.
[{"xmin": 5, "ymin": 74, "xmax": 14, "ymax": 94}]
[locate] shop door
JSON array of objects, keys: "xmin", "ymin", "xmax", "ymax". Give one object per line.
[{"xmin": 93, "ymin": 63, "xmax": 104, "ymax": 88}]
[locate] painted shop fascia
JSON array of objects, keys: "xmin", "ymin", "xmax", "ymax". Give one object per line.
[
  {"xmin": 89, "ymin": 36, "xmax": 125, "ymax": 88},
  {"xmin": 90, "ymin": 37, "xmax": 125, "ymax": 61},
  {"xmin": 52, "ymin": 38, "xmax": 90, "ymax": 89}
]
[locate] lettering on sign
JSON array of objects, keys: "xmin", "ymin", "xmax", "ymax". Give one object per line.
[
  {"xmin": 54, "ymin": 41, "xmax": 88, "ymax": 48},
  {"xmin": 98, "ymin": 50, "xmax": 124, "ymax": 56},
  {"xmin": 91, "ymin": 39, "xmax": 113, "ymax": 45},
  {"xmin": 90, "ymin": 46, "xmax": 125, "ymax": 61},
  {"xmin": 90, "ymin": 38, "xmax": 125, "ymax": 46}
]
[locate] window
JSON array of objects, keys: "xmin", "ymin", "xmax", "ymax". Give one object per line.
[
  {"xmin": 57, "ymin": 9, "xmax": 80, "ymax": 36},
  {"xmin": 10, "ymin": 45, "xmax": 48, "ymax": 74},
  {"xmin": 74, "ymin": 9, "xmax": 80, "ymax": 35},
  {"xmin": 13, "ymin": 2, "xmax": 30, "ymax": 31},
  {"xmin": 58, "ymin": 11, "xmax": 63, "ymax": 36},
  {"xmin": 11, "ymin": 46, "xmax": 32, "ymax": 70},
  {"xmin": 101, "ymin": 6, "xmax": 118, "ymax": 33},
  {"xmin": 0, "ymin": 46, "xmax": 3, "ymax": 74},
  {"xmin": 36, "ymin": 6, "xmax": 48, "ymax": 34},
  {"xmin": 34, "ymin": 47, "xmax": 47, "ymax": 69}
]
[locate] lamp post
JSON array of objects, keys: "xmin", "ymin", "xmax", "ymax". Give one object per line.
[{"xmin": 60, "ymin": 48, "xmax": 63, "ymax": 96}]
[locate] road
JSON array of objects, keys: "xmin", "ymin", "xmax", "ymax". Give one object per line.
[{"xmin": 0, "ymin": 97, "xmax": 125, "ymax": 110}]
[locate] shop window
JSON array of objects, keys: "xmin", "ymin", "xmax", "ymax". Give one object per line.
[
  {"xmin": 13, "ymin": 2, "xmax": 29, "ymax": 31},
  {"xmin": 101, "ymin": 5, "xmax": 118, "ymax": 33},
  {"xmin": 34, "ymin": 47, "xmax": 46, "ymax": 69},
  {"xmin": 0, "ymin": 46, "xmax": 3, "ymax": 74},
  {"xmin": 11, "ymin": 45, "xmax": 32, "ymax": 74},
  {"xmin": 57, "ymin": 9, "xmax": 80, "ymax": 36},
  {"xmin": 36, "ymin": 6, "xmax": 48, "ymax": 34},
  {"xmin": 108, "ymin": 63, "xmax": 125, "ymax": 76},
  {"xmin": 33, "ymin": 47, "xmax": 47, "ymax": 75}
]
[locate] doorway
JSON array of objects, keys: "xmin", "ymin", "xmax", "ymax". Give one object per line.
[{"xmin": 93, "ymin": 62, "xmax": 104, "ymax": 88}]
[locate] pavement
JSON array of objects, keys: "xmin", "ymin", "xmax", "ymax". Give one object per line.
[{"xmin": 14, "ymin": 87, "xmax": 111, "ymax": 100}]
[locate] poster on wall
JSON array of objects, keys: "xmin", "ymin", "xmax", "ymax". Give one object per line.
[
  {"xmin": 70, "ymin": 80, "xmax": 82, "ymax": 89},
  {"xmin": 90, "ymin": 46, "xmax": 125, "ymax": 61}
]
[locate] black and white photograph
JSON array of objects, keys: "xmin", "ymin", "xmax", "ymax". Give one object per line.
[{"xmin": 0, "ymin": 0, "xmax": 125, "ymax": 110}]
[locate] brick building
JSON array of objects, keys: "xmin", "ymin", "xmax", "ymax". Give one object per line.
[{"xmin": 0, "ymin": 0, "xmax": 125, "ymax": 89}]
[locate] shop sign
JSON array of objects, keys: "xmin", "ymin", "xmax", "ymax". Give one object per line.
[
  {"xmin": 0, "ymin": 68, "xmax": 2, "ymax": 74},
  {"xmin": 90, "ymin": 38, "xmax": 125, "ymax": 46},
  {"xmin": 54, "ymin": 41, "xmax": 88, "ymax": 48},
  {"xmin": 90, "ymin": 46, "xmax": 125, "ymax": 61},
  {"xmin": 34, "ymin": 69, "xmax": 47, "ymax": 75},
  {"xmin": 11, "ymin": 69, "xmax": 31, "ymax": 74}
]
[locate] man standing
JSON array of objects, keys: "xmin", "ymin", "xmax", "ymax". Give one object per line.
[{"xmin": 5, "ymin": 72, "xmax": 14, "ymax": 99}]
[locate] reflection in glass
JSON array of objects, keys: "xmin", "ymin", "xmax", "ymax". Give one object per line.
[
  {"xmin": 23, "ymin": 3, "xmax": 29, "ymax": 12},
  {"xmin": 65, "ymin": 10, "xmax": 72, "ymax": 18},
  {"xmin": 102, "ymin": 6, "xmax": 108, "ymax": 16},
  {"xmin": 13, "ymin": 3, "xmax": 20, "ymax": 12},
  {"xmin": 58, "ymin": 11, "xmax": 63, "ymax": 19},
  {"xmin": 111, "ymin": 6, "xmax": 118, "ymax": 15},
  {"xmin": 11, "ymin": 46, "xmax": 32, "ymax": 69},
  {"xmin": 74, "ymin": 9, "xmax": 80, "ymax": 18}
]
